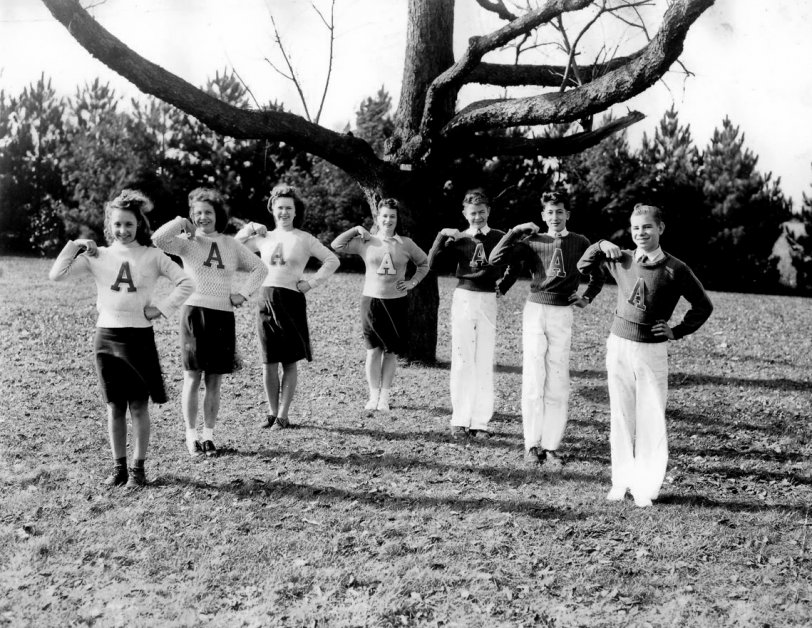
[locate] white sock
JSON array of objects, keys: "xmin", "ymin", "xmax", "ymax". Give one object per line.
[
  {"xmin": 365, "ymin": 388, "xmax": 380, "ymax": 410},
  {"xmin": 186, "ymin": 427, "xmax": 198, "ymax": 443},
  {"xmin": 202, "ymin": 427, "xmax": 214, "ymax": 442},
  {"xmin": 379, "ymin": 388, "xmax": 390, "ymax": 405}
]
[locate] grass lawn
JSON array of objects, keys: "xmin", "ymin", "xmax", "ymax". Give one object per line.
[{"xmin": 1, "ymin": 255, "xmax": 811, "ymax": 627}]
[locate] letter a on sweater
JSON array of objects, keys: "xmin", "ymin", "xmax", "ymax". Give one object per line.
[
  {"xmin": 110, "ymin": 262, "xmax": 137, "ymax": 292},
  {"xmin": 627, "ymin": 278, "xmax": 647, "ymax": 311},
  {"xmin": 377, "ymin": 252, "xmax": 397, "ymax": 275},
  {"xmin": 203, "ymin": 242, "xmax": 225, "ymax": 269}
]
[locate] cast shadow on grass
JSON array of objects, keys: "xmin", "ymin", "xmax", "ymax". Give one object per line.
[
  {"xmin": 668, "ymin": 408, "xmax": 794, "ymax": 435},
  {"xmin": 680, "ymin": 462, "xmax": 812, "ymax": 487},
  {"xmin": 251, "ymin": 446, "xmax": 604, "ymax": 487},
  {"xmin": 154, "ymin": 475, "xmax": 580, "ymax": 521},
  {"xmin": 668, "ymin": 372, "xmax": 811, "ymax": 392},
  {"xmin": 655, "ymin": 493, "xmax": 808, "ymax": 514}
]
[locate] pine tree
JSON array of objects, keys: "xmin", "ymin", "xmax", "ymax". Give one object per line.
[
  {"xmin": 0, "ymin": 76, "xmax": 68, "ymax": 254},
  {"xmin": 701, "ymin": 117, "xmax": 791, "ymax": 291},
  {"xmin": 637, "ymin": 107, "xmax": 709, "ymax": 279}
]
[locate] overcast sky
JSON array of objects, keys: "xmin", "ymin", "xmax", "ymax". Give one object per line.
[{"xmin": 2, "ymin": 0, "xmax": 811, "ymax": 206}]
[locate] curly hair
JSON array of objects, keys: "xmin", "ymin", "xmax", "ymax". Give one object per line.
[
  {"xmin": 267, "ymin": 184, "xmax": 306, "ymax": 228},
  {"xmin": 188, "ymin": 187, "xmax": 229, "ymax": 232},
  {"xmin": 104, "ymin": 189, "xmax": 154, "ymax": 246},
  {"xmin": 541, "ymin": 189, "xmax": 570, "ymax": 210}
]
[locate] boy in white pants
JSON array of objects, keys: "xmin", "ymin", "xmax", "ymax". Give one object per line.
[
  {"xmin": 427, "ymin": 190, "xmax": 517, "ymax": 439},
  {"xmin": 577, "ymin": 204, "xmax": 713, "ymax": 507},
  {"xmin": 489, "ymin": 190, "xmax": 604, "ymax": 467}
]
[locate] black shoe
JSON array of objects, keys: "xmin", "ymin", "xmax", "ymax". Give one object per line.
[
  {"xmin": 472, "ymin": 429, "xmax": 492, "ymax": 440},
  {"xmin": 273, "ymin": 416, "xmax": 290, "ymax": 429},
  {"xmin": 202, "ymin": 440, "xmax": 218, "ymax": 457},
  {"xmin": 261, "ymin": 415, "xmax": 277, "ymax": 429},
  {"xmin": 543, "ymin": 450, "xmax": 563, "ymax": 470},
  {"xmin": 125, "ymin": 467, "xmax": 146, "ymax": 488},
  {"xmin": 449, "ymin": 426, "xmax": 468, "ymax": 440},
  {"xmin": 104, "ymin": 465, "xmax": 128, "ymax": 487},
  {"xmin": 524, "ymin": 447, "xmax": 543, "ymax": 466}
]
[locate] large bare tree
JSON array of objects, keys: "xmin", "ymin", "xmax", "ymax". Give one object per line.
[{"xmin": 42, "ymin": 0, "xmax": 714, "ymax": 361}]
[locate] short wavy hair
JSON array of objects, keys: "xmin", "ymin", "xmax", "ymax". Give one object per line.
[
  {"xmin": 541, "ymin": 189, "xmax": 570, "ymax": 210},
  {"xmin": 462, "ymin": 189, "xmax": 490, "ymax": 208},
  {"xmin": 104, "ymin": 189, "xmax": 154, "ymax": 246},
  {"xmin": 188, "ymin": 187, "xmax": 229, "ymax": 232},
  {"xmin": 631, "ymin": 203, "xmax": 665, "ymax": 225},
  {"xmin": 267, "ymin": 184, "xmax": 306, "ymax": 229}
]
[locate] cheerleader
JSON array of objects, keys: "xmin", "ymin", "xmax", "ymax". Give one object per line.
[
  {"xmin": 152, "ymin": 188, "xmax": 267, "ymax": 457},
  {"xmin": 49, "ymin": 190, "xmax": 193, "ymax": 487},
  {"xmin": 331, "ymin": 198, "xmax": 429, "ymax": 413},
  {"xmin": 236, "ymin": 184, "xmax": 339, "ymax": 428}
]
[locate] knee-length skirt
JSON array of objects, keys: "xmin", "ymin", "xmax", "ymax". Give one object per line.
[
  {"xmin": 257, "ymin": 286, "xmax": 312, "ymax": 364},
  {"xmin": 361, "ymin": 295, "xmax": 408, "ymax": 355},
  {"xmin": 94, "ymin": 327, "xmax": 167, "ymax": 404},
  {"xmin": 180, "ymin": 305, "xmax": 237, "ymax": 374}
]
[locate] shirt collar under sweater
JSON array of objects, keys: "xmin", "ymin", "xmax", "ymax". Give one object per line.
[
  {"xmin": 109, "ymin": 240, "xmax": 143, "ymax": 251},
  {"xmin": 381, "ymin": 233, "xmax": 403, "ymax": 244},
  {"xmin": 635, "ymin": 247, "xmax": 664, "ymax": 263},
  {"xmin": 546, "ymin": 229, "xmax": 569, "ymax": 238},
  {"xmin": 465, "ymin": 226, "xmax": 491, "ymax": 237}
]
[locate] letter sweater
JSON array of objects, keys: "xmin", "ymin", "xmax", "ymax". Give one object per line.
[
  {"xmin": 331, "ymin": 230, "xmax": 429, "ymax": 299},
  {"xmin": 489, "ymin": 229, "xmax": 604, "ymax": 305},
  {"xmin": 235, "ymin": 226, "xmax": 339, "ymax": 291},
  {"xmin": 427, "ymin": 229, "xmax": 519, "ymax": 295},
  {"xmin": 577, "ymin": 243, "xmax": 713, "ymax": 343},
  {"xmin": 48, "ymin": 240, "xmax": 194, "ymax": 328},
  {"xmin": 152, "ymin": 219, "xmax": 268, "ymax": 311}
]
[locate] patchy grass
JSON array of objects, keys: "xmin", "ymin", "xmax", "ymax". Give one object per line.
[{"xmin": 0, "ymin": 255, "xmax": 810, "ymax": 627}]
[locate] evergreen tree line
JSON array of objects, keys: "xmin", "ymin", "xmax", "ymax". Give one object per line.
[{"xmin": 2, "ymin": 72, "xmax": 810, "ymax": 294}]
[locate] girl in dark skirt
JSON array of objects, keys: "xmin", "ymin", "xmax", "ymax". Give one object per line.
[
  {"xmin": 331, "ymin": 198, "xmax": 429, "ymax": 413},
  {"xmin": 153, "ymin": 188, "xmax": 267, "ymax": 457},
  {"xmin": 49, "ymin": 190, "xmax": 193, "ymax": 487},
  {"xmin": 236, "ymin": 185, "xmax": 339, "ymax": 428}
]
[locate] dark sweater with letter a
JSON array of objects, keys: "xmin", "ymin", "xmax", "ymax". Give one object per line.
[
  {"xmin": 489, "ymin": 229, "xmax": 604, "ymax": 305},
  {"xmin": 427, "ymin": 229, "xmax": 518, "ymax": 295},
  {"xmin": 577, "ymin": 243, "xmax": 713, "ymax": 343}
]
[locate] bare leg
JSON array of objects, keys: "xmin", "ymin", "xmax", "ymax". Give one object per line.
[
  {"xmin": 107, "ymin": 401, "xmax": 128, "ymax": 459},
  {"xmin": 128, "ymin": 398, "xmax": 151, "ymax": 461},
  {"xmin": 365, "ymin": 348, "xmax": 383, "ymax": 409},
  {"xmin": 278, "ymin": 362, "xmax": 299, "ymax": 420},
  {"xmin": 202, "ymin": 373, "xmax": 222, "ymax": 430},
  {"xmin": 377, "ymin": 351, "xmax": 398, "ymax": 411},
  {"xmin": 181, "ymin": 370, "xmax": 203, "ymax": 430},
  {"xmin": 263, "ymin": 363, "xmax": 280, "ymax": 417}
]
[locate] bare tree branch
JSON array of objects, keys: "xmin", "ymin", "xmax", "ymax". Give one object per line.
[
  {"xmin": 464, "ymin": 52, "xmax": 643, "ymax": 87},
  {"xmin": 443, "ymin": 0, "xmax": 714, "ymax": 134},
  {"xmin": 473, "ymin": 0, "xmax": 518, "ymax": 21},
  {"xmin": 420, "ymin": 0, "xmax": 593, "ymax": 138},
  {"xmin": 450, "ymin": 110, "xmax": 645, "ymax": 156},
  {"xmin": 267, "ymin": 12, "xmax": 313, "ymax": 121},
  {"xmin": 40, "ymin": 0, "xmax": 384, "ymax": 181},
  {"xmin": 313, "ymin": 0, "xmax": 336, "ymax": 125}
]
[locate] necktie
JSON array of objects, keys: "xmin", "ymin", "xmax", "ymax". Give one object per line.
[{"xmin": 639, "ymin": 255, "xmax": 648, "ymax": 263}]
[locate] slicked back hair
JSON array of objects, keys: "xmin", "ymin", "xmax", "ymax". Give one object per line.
[{"xmin": 631, "ymin": 203, "xmax": 665, "ymax": 226}]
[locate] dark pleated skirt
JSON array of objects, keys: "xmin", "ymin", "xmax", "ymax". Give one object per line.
[
  {"xmin": 361, "ymin": 295, "xmax": 408, "ymax": 355},
  {"xmin": 94, "ymin": 327, "xmax": 167, "ymax": 404},
  {"xmin": 180, "ymin": 305, "xmax": 237, "ymax": 374},
  {"xmin": 257, "ymin": 286, "xmax": 312, "ymax": 364}
]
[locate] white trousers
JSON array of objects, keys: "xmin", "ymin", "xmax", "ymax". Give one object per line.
[
  {"xmin": 449, "ymin": 289, "xmax": 497, "ymax": 430},
  {"xmin": 521, "ymin": 301, "xmax": 573, "ymax": 451},
  {"xmin": 605, "ymin": 334, "xmax": 669, "ymax": 500}
]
